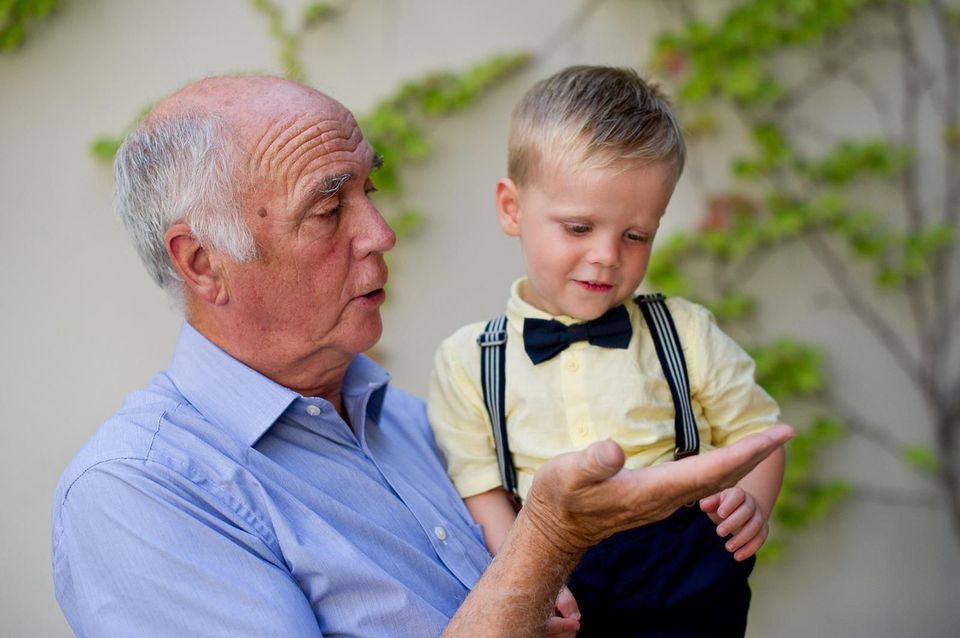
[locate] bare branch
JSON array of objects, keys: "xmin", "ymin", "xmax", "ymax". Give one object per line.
[
  {"xmin": 772, "ymin": 31, "xmax": 896, "ymax": 116},
  {"xmin": 930, "ymin": 0, "xmax": 960, "ymax": 368},
  {"xmin": 843, "ymin": 66, "xmax": 898, "ymax": 141},
  {"xmin": 852, "ymin": 485, "xmax": 941, "ymax": 509},
  {"xmin": 827, "ymin": 390, "xmax": 914, "ymax": 462},
  {"xmin": 893, "ymin": 3, "xmax": 927, "ymax": 233},
  {"xmin": 802, "ymin": 231, "xmax": 939, "ymax": 406},
  {"xmin": 537, "ymin": 0, "xmax": 609, "ymax": 61}
]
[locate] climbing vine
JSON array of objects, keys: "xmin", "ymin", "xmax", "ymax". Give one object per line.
[
  {"xmin": 90, "ymin": 1, "xmax": 528, "ymax": 252},
  {"xmin": 0, "ymin": 0, "xmax": 62, "ymax": 51},
  {"xmin": 647, "ymin": 0, "xmax": 960, "ymax": 557}
]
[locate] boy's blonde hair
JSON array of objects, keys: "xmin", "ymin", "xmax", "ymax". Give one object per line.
[{"xmin": 508, "ymin": 65, "xmax": 685, "ymax": 185}]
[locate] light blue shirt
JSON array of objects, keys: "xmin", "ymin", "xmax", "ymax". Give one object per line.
[{"xmin": 52, "ymin": 323, "xmax": 491, "ymax": 637}]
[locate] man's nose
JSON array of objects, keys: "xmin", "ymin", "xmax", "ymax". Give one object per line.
[{"xmin": 354, "ymin": 199, "xmax": 397, "ymax": 256}]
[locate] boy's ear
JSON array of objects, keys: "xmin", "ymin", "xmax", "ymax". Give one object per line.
[
  {"xmin": 165, "ymin": 223, "xmax": 230, "ymax": 306},
  {"xmin": 495, "ymin": 178, "xmax": 522, "ymax": 237}
]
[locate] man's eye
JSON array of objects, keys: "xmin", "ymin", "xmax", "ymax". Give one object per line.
[
  {"xmin": 317, "ymin": 205, "xmax": 341, "ymax": 219},
  {"xmin": 365, "ymin": 185, "xmax": 379, "ymax": 196}
]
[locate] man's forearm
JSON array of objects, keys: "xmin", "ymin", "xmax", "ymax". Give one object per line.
[{"xmin": 442, "ymin": 506, "xmax": 581, "ymax": 638}]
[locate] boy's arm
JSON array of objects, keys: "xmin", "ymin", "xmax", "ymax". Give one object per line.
[
  {"xmin": 700, "ymin": 442, "xmax": 786, "ymax": 561},
  {"xmin": 465, "ymin": 487, "xmax": 519, "ymax": 555},
  {"xmin": 737, "ymin": 443, "xmax": 785, "ymax": 518}
]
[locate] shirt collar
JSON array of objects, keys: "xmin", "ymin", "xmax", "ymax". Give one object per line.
[
  {"xmin": 166, "ymin": 323, "xmax": 391, "ymax": 446},
  {"xmin": 505, "ymin": 277, "xmax": 641, "ymax": 330}
]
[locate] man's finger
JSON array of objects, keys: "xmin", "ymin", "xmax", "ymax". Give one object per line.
[
  {"xmin": 574, "ymin": 439, "xmax": 626, "ymax": 486},
  {"xmin": 555, "ymin": 586, "xmax": 580, "ymax": 619},
  {"xmin": 697, "ymin": 425, "xmax": 793, "ymax": 485}
]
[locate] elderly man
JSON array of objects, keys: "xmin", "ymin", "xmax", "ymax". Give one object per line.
[{"xmin": 52, "ymin": 75, "xmax": 791, "ymax": 637}]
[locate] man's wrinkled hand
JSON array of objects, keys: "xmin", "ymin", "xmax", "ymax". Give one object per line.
[{"xmin": 520, "ymin": 424, "xmax": 794, "ymax": 558}]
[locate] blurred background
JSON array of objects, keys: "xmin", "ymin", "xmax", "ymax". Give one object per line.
[{"xmin": 1, "ymin": 0, "xmax": 958, "ymax": 636}]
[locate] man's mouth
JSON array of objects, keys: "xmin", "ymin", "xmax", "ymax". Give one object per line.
[{"xmin": 354, "ymin": 288, "xmax": 386, "ymax": 304}]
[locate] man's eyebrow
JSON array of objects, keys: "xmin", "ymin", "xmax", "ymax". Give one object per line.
[
  {"xmin": 297, "ymin": 153, "xmax": 383, "ymax": 214},
  {"xmin": 309, "ymin": 173, "xmax": 352, "ymax": 200}
]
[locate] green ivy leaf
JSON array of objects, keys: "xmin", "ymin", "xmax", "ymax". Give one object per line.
[
  {"xmin": 303, "ymin": 2, "xmax": 336, "ymax": 27},
  {"xmin": 90, "ymin": 137, "xmax": 122, "ymax": 162},
  {"xmin": 903, "ymin": 445, "xmax": 939, "ymax": 474}
]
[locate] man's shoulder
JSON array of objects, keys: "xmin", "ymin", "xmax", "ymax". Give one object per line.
[{"xmin": 53, "ymin": 372, "xmax": 189, "ymax": 509}]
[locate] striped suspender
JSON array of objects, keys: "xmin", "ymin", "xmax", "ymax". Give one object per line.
[
  {"xmin": 476, "ymin": 296, "xmax": 700, "ymax": 501},
  {"xmin": 635, "ymin": 294, "xmax": 700, "ymax": 459},
  {"xmin": 476, "ymin": 315, "xmax": 518, "ymax": 499}
]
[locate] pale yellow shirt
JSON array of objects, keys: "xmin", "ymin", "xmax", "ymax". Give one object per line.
[{"xmin": 428, "ymin": 278, "xmax": 780, "ymax": 501}]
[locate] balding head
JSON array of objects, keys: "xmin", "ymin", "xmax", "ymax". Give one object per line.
[
  {"xmin": 146, "ymin": 75, "xmax": 349, "ymax": 143},
  {"xmin": 114, "ymin": 75, "xmax": 350, "ymax": 302},
  {"xmin": 114, "ymin": 74, "xmax": 394, "ymax": 397}
]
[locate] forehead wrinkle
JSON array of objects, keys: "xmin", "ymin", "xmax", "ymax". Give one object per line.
[
  {"xmin": 248, "ymin": 114, "xmax": 302, "ymax": 178},
  {"xmin": 285, "ymin": 125, "xmax": 364, "ymax": 198},
  {"xmin": 285, "ymin": 124, "xmax": 356, "ymax": 183},
  {"xmin": 265, "ymin": 118, "xmax": 329, "ymax": 178}
]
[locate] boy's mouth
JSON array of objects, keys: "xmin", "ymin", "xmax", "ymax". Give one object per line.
[{"xmin": 575, "ymin": 280, "xmax": 614, "ymax": 292}]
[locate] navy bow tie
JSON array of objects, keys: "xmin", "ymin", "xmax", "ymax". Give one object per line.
[{"xmin": 522, "ymin": 304, "xmax": 632, "ymax": 364}]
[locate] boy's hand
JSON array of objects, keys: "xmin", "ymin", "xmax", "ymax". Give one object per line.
[
  {"xmin": 700, "ymin": 486, "xmax": 768, "ymax": 562},
  {"xmin": 544, "ymin": 585, "xmax": 580, "ymax": 637}
]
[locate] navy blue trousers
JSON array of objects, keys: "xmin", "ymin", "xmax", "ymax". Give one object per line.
[{"xmin": 567, "ymin": 505, "xmax": 756, "ymax": 638}]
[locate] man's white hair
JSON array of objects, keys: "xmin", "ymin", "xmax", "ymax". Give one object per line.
[{"xmin": 114, "ymin": 113, "xmax": 257, "ymax": 304}]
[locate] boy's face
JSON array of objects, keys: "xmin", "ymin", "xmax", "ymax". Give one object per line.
[{"xmin": 497, "ymin": 158, "xmax": 676, "ymax": 321}]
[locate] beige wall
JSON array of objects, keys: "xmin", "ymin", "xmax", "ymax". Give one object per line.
[{"xmin": 1, "ymin": 1, "xmax": 956, "ymax": 636}]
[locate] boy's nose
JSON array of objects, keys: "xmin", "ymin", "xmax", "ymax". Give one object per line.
[{"xmin": 587, "ymin": 238, "xmax": 620, "ymax": 268}]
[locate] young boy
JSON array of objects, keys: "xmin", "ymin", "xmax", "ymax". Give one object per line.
[{"xmin": 428, "ymin": 66, "xmax": 785, "ymax": 637}]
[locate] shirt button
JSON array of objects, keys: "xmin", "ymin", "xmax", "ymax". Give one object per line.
[
  {"xmin": 306, "ymin": 405, "xmax": 321, "ymax": 416},
  {"xmin": 434, "ymin": 526, "xmax": 448, "ymax": 541},
  {"xmin": 566, "ymin": 358, "xmax": 579, "ymax": 372}
]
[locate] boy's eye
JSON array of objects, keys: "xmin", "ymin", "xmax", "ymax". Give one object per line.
[
  {"xmin": 565, "ymin": 223, "xmax": 592, "ymax": 235},
  {"xmin": 625, "ymin": 231, "xmax": 649, "ymax": 243}
]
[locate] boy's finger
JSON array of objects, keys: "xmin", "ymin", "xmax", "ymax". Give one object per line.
[
  {"xmin": 717, "ymin": 502, "xmax": 755, "ymax": 537},
  {"xmin": 699, "ymin": 493, "xmax": 721, "ymax": 512},
  {"xmin": 717, "ymin": 486, "xmax": 745, "ymax": 518},
  {"xmin": 733, "ymin": 532, "xmax": 766, "ymax": 562},
  {"xmin": 725, "ymin": 512, "xmax": 765, "ymax": 551}
]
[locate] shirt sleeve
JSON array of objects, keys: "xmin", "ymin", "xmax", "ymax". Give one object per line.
[
  {"xmin": 427, "ymin": 326, "xmax": 504, "ymax": 499},
  {"xmin": 678, "ymin": 299, "xmax": 781, "ymax": 447},
  {"xmin": 52, "ymin": 459, "xmax": 324, "ymax": 638}
]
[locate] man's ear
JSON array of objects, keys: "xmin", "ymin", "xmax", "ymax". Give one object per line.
[
  {"xmin": 495, "ymin": 178, "xmax": 522, "ymax": 237},
  {"xmin": 165, "ymin": 223, "xmax": 229, "ymax": 306}
]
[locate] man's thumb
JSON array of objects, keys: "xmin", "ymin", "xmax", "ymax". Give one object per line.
[{"xmin": 578, "ymin": 439, "xmax": 626, "ymax": 484}]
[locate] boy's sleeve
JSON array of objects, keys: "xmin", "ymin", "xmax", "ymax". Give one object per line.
[
  {"xmin": 427, "ymin": 326, "xmax": 504, "ymax": 499},
  {"xmin": 678, "ymin": 299, "xmax": 781, "ymax": 447}
]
